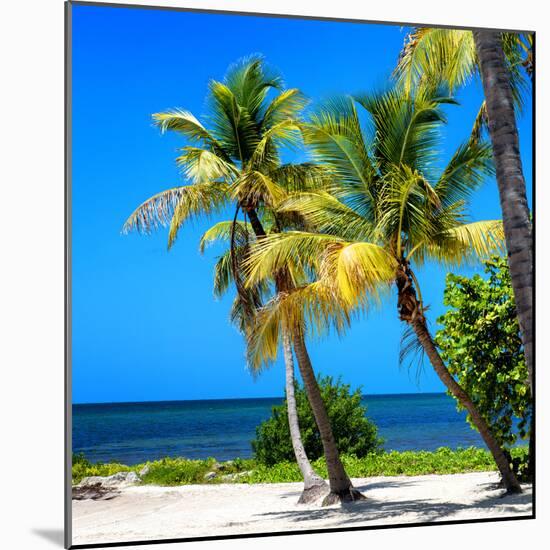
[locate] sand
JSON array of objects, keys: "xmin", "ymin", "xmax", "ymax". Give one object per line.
[{"xmin": 72, "ymin": 472, "xmax": 532, "ymax": 545}]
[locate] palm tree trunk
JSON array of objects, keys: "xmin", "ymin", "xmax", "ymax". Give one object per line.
[
  {"xmin": 412, "ymin": 320, "xmax": 522, "ymax": 493},
  {"xmin": 246, "ymin": 208, "xmax": 267, "ymax": 238},
  {"xmin": 397, "ymin": 263, "xmax": 522, "ymax": 493},
  {"xmin": 282, "ymin": 331, "xmax": 328, "ymax": 503},
  {"xmin": 293, "ymin": 332, "xmax": 366, "ymax": 505},
  {"xmin": 245, "ymin": 207, "xmax": 333, "ymax": 502},
  {"xmin": 473, "ymin": 30, "xmax": 533, "ymax": 393}
]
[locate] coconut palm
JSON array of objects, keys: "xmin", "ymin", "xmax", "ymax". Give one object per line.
[
  {"xmin": 198, "ymin": 215, "xmax": 329, "ymax": 504},
  {"xmin": 394, "ymin": 28, "xmax": 533, "ymax": 393},
  {"xmin": 244, "ymin": 88, "xmax": 522, "ymax": 493},
  {"xmin": 122, "ymin": 56, "xmax": 365, "ymax": 502}
]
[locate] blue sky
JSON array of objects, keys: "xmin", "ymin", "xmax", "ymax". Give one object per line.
[{"xmin": 71, "ymin": 4, "xmax": 532, "ymax": 404}]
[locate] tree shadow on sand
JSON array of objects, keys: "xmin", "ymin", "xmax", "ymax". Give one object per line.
[{"xmin": 256, "ymin": 483, "xmax": 532, "ymax": 527}]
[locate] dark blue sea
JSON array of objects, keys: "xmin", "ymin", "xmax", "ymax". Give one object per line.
[{"xmin": 72, "ymin": 393, "xmax": 498, "ymax": 465}]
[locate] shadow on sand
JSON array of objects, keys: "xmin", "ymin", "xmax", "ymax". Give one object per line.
[{"xmin": 257, "ymin": 483, "xmax": 532, "ymax": 527}]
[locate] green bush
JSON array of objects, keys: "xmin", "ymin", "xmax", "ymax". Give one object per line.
[
  {"xmin": 251, "ymin": 375, "xmax": 383, "ymax": 466},
  {"xmin": 435, "ymin": 257, "xmax": 532, "ymax": 451}
]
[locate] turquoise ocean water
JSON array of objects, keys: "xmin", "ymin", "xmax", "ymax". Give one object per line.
[{"xmin": 72, "ymin": 393, "xmax": 494, "ymax": 465}]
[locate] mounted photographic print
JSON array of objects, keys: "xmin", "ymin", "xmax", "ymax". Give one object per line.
[{"xmin": 65, "ymin": 1, "xmax": 535, "ymax": 547}]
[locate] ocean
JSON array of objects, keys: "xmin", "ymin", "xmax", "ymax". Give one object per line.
[{"xmin": 72, "ymin": 392, "xmax": 495, "ymax": 465}]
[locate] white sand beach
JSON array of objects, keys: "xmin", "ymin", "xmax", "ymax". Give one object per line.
[{"xmin": 72, "ymin": 472, "xmax": 532, "ymax": 545}]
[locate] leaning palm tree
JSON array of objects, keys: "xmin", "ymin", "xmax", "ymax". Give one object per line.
[
  {"xmin": 244, "ymin": 88, "xmax": 522, "ymax": 493},
  {"xmin": 123, "ymin": 56, "xmax": 362, "ymax": 503},
  {"xmin": 394, "ymin": 28, "xmax": 533, "ymax": 393}
]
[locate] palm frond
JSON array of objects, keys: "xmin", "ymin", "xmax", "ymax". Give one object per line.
[
  {"xmin": 501, "ymin": 32, "xmax": 530, "ymax": 112},
  {"xmin": 399, "ymin": 324, "xmax": 426, "ymax": 383},
  {"xmin": 394, "ymin": 28, "xmax": 477, "ymax": 96},
  {"xmin": 277, "ymin": 191, "xmax": 375, "ymax": 241},
  {"xmin": 199, "ymin": 220, "xmax": 251, "ymax": 253},
  {"xmin": 248, "ymin": 119, "xmax": 302, "ymax": 170},
  {"xmin": 176, "ymin": 147, "xmax": 237, "ymax": 182},
  {"xmin": 268, "ymin": 163, "xmax": 333, "ymax": 193},
  {"xmin": 246, "ymin": 280, "xmax": 353, "ymax": 372},
  {"xmin": 207, "ymin": 80, "xmax": 260, "ymax": 162},
  {"xmin": 164, "ymin": 181, "xmax": 231, "ymax": 249},
  {"xmin": 376, "ymin": 165, "xmax": 440, "ymax": 253},
  {"xmin": 332, "ymin": 242, "xmax": 396, "ymax": 305},
  {"xmin": 436, "ymin": 139, "xmax": 494, "ymax": 208},
  {"xmin": 395, "ymin": 28, "xmax": 530, "ymax": 111},
  {"xmin": 469, "ymin": 101, "xmax": 488, "ymax": 144},
  {"xmin": 123, "ymin": 182, "xmax": 227, "ymax": 236},
  {"xmin": 213, "ymin": 248, "xmax": 235, "ymax": 297},
  {"xmin": 232, "ymin": 170, "xmax": 288, "ymax": 208},
  {"xmin": 245, "ymin": 293, "xmax": 282, "ymax": 372},
  {"xmin": 244, "ymin": 231, "xmax": 346, "ymax": 286},
  {"xmin": 304, "ymin": 96, "xmax": 377, "ymax": 212},
  {"xmin": 122, "ymin": 187, "xmax": 185, "ymax": 235},
  {"xmin": 224, "ymin": 55, "xmax": 283, "ymax": 123},
  {"xmin": 442, "ymin": 220, "xmax": 505, "ymax": 258},
  {"xmin": 244, "ymin": 231, "xmax": 395, "ymax": 307},
  {"xmin": 261, "ymin": 88, "xmax": 309, "ymax": 129},
  {"xmin": 412, "ymin": 220, "xmax": 505, "ymax": 266},
  {"xmin": 152, "ymin": 109, "xmax": 229, "ymax": 160},
  {"xmin": 355, "ymin": 88, "xmax": 453, "ymax": 178}
]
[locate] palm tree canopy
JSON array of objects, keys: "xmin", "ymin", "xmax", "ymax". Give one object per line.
[
  {"xmin": 394, "ymin": 29, "xmax": 531, "ymax": 105},
  {"xmin": 123, "ymin": 56, "xmax": 311, "ymax": 248},
  {"xmin": 244, "ymin": 86, "xmax": 505, "ymax": 311},
  {"xmin": 393, "ymin": 29, "xmax": 532, "ymax": 141}
]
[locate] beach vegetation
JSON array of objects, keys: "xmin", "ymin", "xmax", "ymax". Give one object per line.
[
  {"xmin": 435, "ymin": 256, "xmax": 532, "ymax": 479},
  {"xmin": 72, "ymin": 453, "xmax": 132, "ymax": 483},
  {"xmin": 72, "ymin": 446, "xmax": 528, "ymax": 486},
  {"xmin": 252, "ymin": 375, "xmax": 383, "ymax": 465}
]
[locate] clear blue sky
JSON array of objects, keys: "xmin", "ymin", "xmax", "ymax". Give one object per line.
[{"xmin": 71, "ymin": 4, "xmax": 532, "ymax": 404}]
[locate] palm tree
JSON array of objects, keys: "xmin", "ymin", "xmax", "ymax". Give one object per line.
[
  {"xmin": 199, "ymin": 217, "xmax": 329, "ymax": 504},
  {"xmin": 244, "ymin": 88, "xmax": 522, "ymax": 493},
  {"xmin": 394, "ymin": 28, "xmax": 533, "ymax": 393},
  {"xmin": 122, "ymin": 57, "xmax": 362, "ymax": 503}
]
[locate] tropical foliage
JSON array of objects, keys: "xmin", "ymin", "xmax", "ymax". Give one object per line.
[
  {"xmin": 394, "ymin": 27, "xmax": 534, "ymax": 396},
  {"xmin": 73, "ymin": 446, "xmax": 529, "ymax": 486},
  {"xmin": 244, "ymin": 86, "xmax": 503, "ymax": 362},
  {"xmin": 122, "ymin": 48, "xmax": 532, "ymax": 497},
  {"xmin": 394, "ymin": 28, "xmax": 532, "ymax": 140},
  {"xmin": 243, "ymin": 84, "xmax": 522, "ymax": 492},
  {"xmin": 124, "ymin": 57, "xmax": 364, "ymax": 502},
  {"xmin": 435, "ymin": 257, "xmax": 531, "ymax": 451},
  {"xmin": 252, "ymin": 376, "xmax": 383, "ymax": 465}
]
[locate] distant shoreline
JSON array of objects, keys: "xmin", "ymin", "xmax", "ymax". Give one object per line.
[{"xmin": 72, "ymin": 391, "xmax": 447, "ymax": 407}]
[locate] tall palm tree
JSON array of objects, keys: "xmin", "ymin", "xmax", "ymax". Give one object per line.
[
  {"xmin": 244, "ymin": 88, "xmax": 522, "ymax": 493},
  {"xmin": 122, "ymin": 57, "xmax": 361, "ymax": 503},
  {"xmin": 199, "ymin": 216, "xmax": 329, "ymax": 504},
  {"xmin": 394, "ymin": 28, "xmax": 533, "ymax": 393}
]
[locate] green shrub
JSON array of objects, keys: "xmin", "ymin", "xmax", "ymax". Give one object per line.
[
  {"xmin": 71, "ymin": 453, "xmax": 133, "ymax": 484},
  {"xmin": 140, "ymin": 457, "xmax": 216, "ymax": 485},
  {"xmin": 251, "ymin": 375, "xmax": 383, "ymax": 466},
  {"xmin": 435, "ymin": 257, "xmax": 532, "ymax": 460}
]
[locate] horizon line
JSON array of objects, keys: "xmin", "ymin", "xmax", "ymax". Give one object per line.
[{"xmin": 73, "ymin": 390, "xmax": 446, "ymax": 406}]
